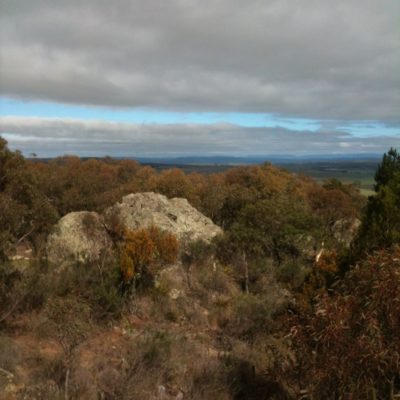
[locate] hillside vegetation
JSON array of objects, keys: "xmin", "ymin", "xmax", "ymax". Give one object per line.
[{"xmin": 0, "ymin": 137, "xmax": 399, "ymax": 399}]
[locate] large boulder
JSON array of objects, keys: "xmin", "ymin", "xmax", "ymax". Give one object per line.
[
  {"xmin": 104, "ymin": 192, "xmax": 222, "ymax": 244},
  {"xmin": 46, "ymin": 211, "xmax": 113, "ymax": 266},
  {"xmin": 332, "ymin": 218, "xmax": 361, "ymax": 247},
  {"xmin": 46, "ymin": 193, "xmax": 222, "ymax": 266}
]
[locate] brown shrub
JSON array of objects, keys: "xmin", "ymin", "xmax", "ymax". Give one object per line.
[
  {"xmin": 0, "ymin": 336, "xmax": 20, "ymax": 374},
  {"xmin": 119, "ymin": 226, "xmax": 179, "ymax": 285},
  {"xmin": 288, "ymin": 246, "xmax": 400, "ymax": 399}
]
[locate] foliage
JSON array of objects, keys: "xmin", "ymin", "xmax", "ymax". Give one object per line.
[
  {"xmin": 119, "ymin": 226, "xmax": 179, "ymax": 286},
  {"xmin": 352, "ymin": 148, "xmax": 400, "ymax": 258},
  {"xmin": 0, "ymin": 257, "xmax": 125, "ymax": 330},
  {"xmin": 0, "ymin": 138, "xmax": 58, "ymax": 258},
  {"xmin": 374, "ymin": 147, "xmax": 400, "ymax": 190},
  {"xmin": 0, "ymin": 335, "xmax": 20, "ymax": 373},
  {"xmin": 0, "ymin": 261, "xmax": 56, "ymax": 328},
  {"xmin": 289, "ymin": 247, "xmax": 400, "ymax": 399},
  {"xmin": 149, "ymin": 168, "xmax": 202, "ymax": 208},
  {"xmin": 308, "ymin": 180, "xmax": 361, "ymax": 228},
  {"xmin": 226, "ymin": 294, "xmax": 276, "ymax": 340},
  {"xmin": 295, "ymin": 250, "xmax": 339, "ymax": 313},
  {"xmin": 182, "ymin": 238, "xmax": 215, "ymax": 267},
  {"xmin": 0, "ymin": 137, "xmax": 375, "ymax": 399},
  {"xmin": 53, "ymin": 259, "xmax": 125, "ymax": 320},
  {"xmin": 41, "ymin": 296, "xmax": 92, "ymax": 357},
  {"xmin": 219, "ymin": 196, "xmax": 320, "ymax": 265},
  {"xmin": 275, "ymin": 260, "xmax": 309, "ymax": 288},
  {"xmin": 0, "ymin": 136, "xmax": 362, "ymax": 265},
  {"xmin": 0, "ymin": 262, "xmax": 21, "ymax": 326}
]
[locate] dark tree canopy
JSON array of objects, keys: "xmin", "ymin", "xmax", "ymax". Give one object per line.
[
  {"xmin": 374, "ymin": 147, "xmax": 400, "ymax": 191},
  {"xmin": 352, "ymin": 148, "xmax": 400, "ymax": 258}
]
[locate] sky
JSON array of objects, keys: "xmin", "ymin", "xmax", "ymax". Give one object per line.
[{"xmin": 0, "ymin": 0, "xmax": 399, "ymax": 157}]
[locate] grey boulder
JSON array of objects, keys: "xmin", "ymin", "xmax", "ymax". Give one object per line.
[{"xmin": 104, "ymin": 192, "xmax": 222, "ymax": 244}]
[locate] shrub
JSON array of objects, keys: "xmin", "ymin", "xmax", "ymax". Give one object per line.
[
  {"xmin": 119, "ymin": 329, "xmax": 232, "ymax": 399},
  {"xmin": 0, "ymin": 262, "xmax": 21, "ymax": 327},
  {"xmin": 147, "ymin": 225, "xmax": 179, "ymax": 264},
  {"xmin": 33, "ymin": 355, "xmax": 66, "ymax": 388},
  {"xmin": 0, "ymin": 261, "xmax": 55, "ymax": 328},
  {"xmin": 182, "ymin": 239, "xmax": 215, "ymax": 267},
  {"xmin": 276, "ymin": 260, "xmax": 309, "ymax": 288},
  {"xmin": 40, "ymin": 296, "xmax": 92, "ymax": 354},
  {"xmin": 119, "ymin": 226, "xmax": 179, "ymax": 286},
  {"xmin": 289, "ymin": 246, "xmax": 400, "ymax": 399},
  {"xmin": 0, "ymin": 336, "xmax": 20, "ymax": 374},
  {"xmin": 221, "ymin": 294, "xmax": 275, "ymax": 341},
  {"xmin": 17, "ymin": 382, "xmax": 63, "ymax": 400},
  {"xmin": 58, "ymin": 260, "xmax": 125, "ymax": 320}
]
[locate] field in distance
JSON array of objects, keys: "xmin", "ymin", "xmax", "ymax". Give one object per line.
[{"xmin": 277, "ymin": 160, "xmax": 377, "ymax": 196}]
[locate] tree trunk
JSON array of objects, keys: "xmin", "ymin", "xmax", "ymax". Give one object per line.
[
  {"xmin": 243, "ymin": 251, "xmax": 249, "ymax": 293},
  {"xmin": 65, "ymin": 368, "xmax": 70, "ymax": 400}
]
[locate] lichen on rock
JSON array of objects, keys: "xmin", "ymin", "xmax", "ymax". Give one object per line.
[
  {"xmin": 46, "ymin": 193, "xmax": 223, "ymax": 266},
  {"xmin": 104, "ymin": 192, "xmax": 222, "ymax": 245},
  {"xmin": 46, "ymin": 211, "xmax": 113, "ymax": 266}
]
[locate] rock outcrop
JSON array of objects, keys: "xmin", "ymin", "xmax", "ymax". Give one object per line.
[
  {"xmin": 332, "ymin": 218, "xmax": 361, "ymax": 247},
  {"xmin": 46, "ymin": 193, "xmax": 222, "ymax": 265},
  {"xmin": 293, "ymin": 234, "xmax": 319, "ymax": 261},
  {"xmin": 46, "ymin": 211, "xmax": 113, "ymax": 266},
  {"xmin": 104, "ymin": 192, "xmax": 222, "ymax": 244}
]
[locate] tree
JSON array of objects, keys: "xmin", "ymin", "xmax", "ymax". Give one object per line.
[
  {"xmin": 374, "ymin": 147, "xmax": 400, "ymax": 191},
  {"xmin": 149, "ymin": 168, "xmax": 193, "ymax": 201},
  {"xmin": 352, "ymin": 148, "xmax": 400, "ymax": 257},
  {"xmin": 355, "ymin": 171, "xmax": 400, "ymax": 252},
  {"xmin": 307, "ymin": 184, "xmax": 356, "ymax": 228},
  {"xmin": 0, "ymin": 137, "xmax": 58, "ymax": 258},
  {"xmin": 219, "ymin": 196, "xmax": 320, "ymax": 266}
]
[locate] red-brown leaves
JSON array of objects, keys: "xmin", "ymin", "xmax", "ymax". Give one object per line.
[
  {"xmin": 289, "ymin": 247, "xmax": 400, "ymax": 399},
  {"xmin": 119, "ymin": 226, "xmax": 179, "ymax": 283}
]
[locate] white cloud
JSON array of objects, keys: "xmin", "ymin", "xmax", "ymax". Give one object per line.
[{"xmin": 1, "ymin": 116, "xmax": 398, "ymax": 157}]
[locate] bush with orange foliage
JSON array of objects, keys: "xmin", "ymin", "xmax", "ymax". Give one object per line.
[
  {"xmin": 119, "ymin": 226, "xmax": 179, "ymax": 285},
  {"xmin": 315, "ymin": 250, "xmax": 338, "ymax": 274},
  {"xmin": 288, "ymin": 246, "xmax": 400, "ymax": 399},
  {"xmin": 307, "ymin": 184, "xmax": 358, "ymax": 227},
  {"xmin": 295, "ymin": 250, "xmax": 339, "ymax": 312}
]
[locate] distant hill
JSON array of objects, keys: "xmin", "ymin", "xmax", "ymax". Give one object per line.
[{"xmin": 132, "ymin": 154, "xmax": 382, "ymax": 165}]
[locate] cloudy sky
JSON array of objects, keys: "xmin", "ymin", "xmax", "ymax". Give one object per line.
[{"xmin": 0, "ymin": 0, "xmax": 399, "ymax": 157}]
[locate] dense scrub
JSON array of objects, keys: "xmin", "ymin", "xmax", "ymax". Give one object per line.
[
  {"xmin": 1, "ymin": 137, "xmax": 399, "ymax": 399},
  {"xmin": 0, "ymin": 138, "xmax": 363, "ymax": 261},
  {"xmin": 289, "ymin": 246, "xmax": 400, "ymax": 399}
]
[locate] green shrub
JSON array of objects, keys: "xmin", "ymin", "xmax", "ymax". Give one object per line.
[
  {"xmin": 47, "ymin": 259, "xmax": 125, "ymax": 320},
  {"xmin": 276, "ymin": 261, "xmax": 309, "ymax": 288},
  {"xmin": 222, "ymin": 294, "xmax": 274, "ymax": 341},
  {"xmin": 182, "ymin": 239, "xmax": 215, "ymax": 267},
  {"xmin": 40, "ymin": 296, "xmax": 92, "ymax": 353}
]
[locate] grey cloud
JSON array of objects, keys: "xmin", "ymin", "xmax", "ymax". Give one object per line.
[
  {"xmin": 1, "ymin": 116, "xmax": 398, "ymax": 157},
  {"xmin": 1, "ymin": 0, "xmax": 399, "ymax": 120}
]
